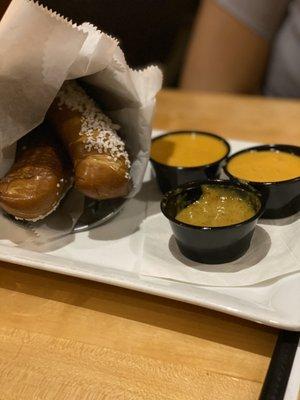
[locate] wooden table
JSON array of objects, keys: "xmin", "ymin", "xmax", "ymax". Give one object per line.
[{"xmin": 1, "ymin": 89, "xmax": 299, "ymax": 400}]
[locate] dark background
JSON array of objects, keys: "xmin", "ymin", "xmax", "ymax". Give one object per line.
[{"xmin": 1, "ymin": 0, "xmax": 199, "ymax": 86}]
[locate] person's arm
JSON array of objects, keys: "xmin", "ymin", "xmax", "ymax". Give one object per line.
[{"xmin": 180, "ymin": 0, "xmax": 270, "ymax": 94}]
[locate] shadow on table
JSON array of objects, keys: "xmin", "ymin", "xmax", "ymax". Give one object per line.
[
  {"xmin": 89, "ymin": 179, "xmax": 162, "ymax": 241},
  {"xmin": 260, "ymin": 211, "xmax": 299, "ymax": 226},
  {"xmin": 168, "ymin": 226, "xmax": 271, "ymax": 273}
]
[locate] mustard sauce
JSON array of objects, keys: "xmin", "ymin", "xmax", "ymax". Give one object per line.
[{"xmin": 176, "ymin": 186, "xmax": 256, "ymax": 227}]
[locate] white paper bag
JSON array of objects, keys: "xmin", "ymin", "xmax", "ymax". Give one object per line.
[{"xmin": 0, "ymin": 0, "xmax": 162, "ymax": 242}]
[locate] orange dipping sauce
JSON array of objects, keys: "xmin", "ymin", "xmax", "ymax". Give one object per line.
[
  {"xmin": 227, "ymin": 150, "xmax": 300, "ymax": 182},
  {"xmin": 151, "ymin": 133, "xmax": 228, "ymax": 167}
]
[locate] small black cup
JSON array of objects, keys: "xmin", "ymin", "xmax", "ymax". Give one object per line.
[
  {"xmin": 150, "ymin": 131, "xmax": 230, "ymax": 193},
  {"xmin": 161, "ymin": 180, "xmax": 265, "ymax": 264},
  {"xmin": 224, "ymin": 144, "xmax": 300, "ymax": 219}
]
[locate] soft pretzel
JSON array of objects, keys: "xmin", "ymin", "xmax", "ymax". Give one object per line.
[
  {"xmin": 0, "ymin": 126, "xmax": 72, "ymax": 221},
  {"xmin": 47, "ymin": 81, "xmax": 131, "ymax": 200}
]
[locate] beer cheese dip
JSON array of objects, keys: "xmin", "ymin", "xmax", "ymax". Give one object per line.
[
  {"xmin": 151, "ymin": 133, "xmax": 228, "ymax": 167},
  {"xmin": 227, "ymin": 150, "xmax": 300, "ymax": 182}
]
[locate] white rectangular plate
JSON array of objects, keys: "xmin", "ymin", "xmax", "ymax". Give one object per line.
[{"xmin": 1, "ymin": 135, "xmax": 300, "ymax": 330}]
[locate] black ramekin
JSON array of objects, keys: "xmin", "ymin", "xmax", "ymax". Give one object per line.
[
  {"xmin": 224, "ymin": 144, "xmax": 300, "ymax": 219},
  {"xmin": 150, "ymin": 131, "xmax": 230, "ymax": 193},
  {"xmin": 161, "ymin": 179, "xmax": 265, "ymax": 264}
]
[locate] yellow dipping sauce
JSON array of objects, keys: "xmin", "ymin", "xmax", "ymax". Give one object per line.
[
  {"xmin": 176, "ymin": 185, "xmax": 257, "ymax": 227},
  {"xmin": 227, "ymin": 150, "xmax": 300, "ymax": 182},
  {"xmin": 151, "ymin": 133, "xmax": 228, "ymax": 167}
]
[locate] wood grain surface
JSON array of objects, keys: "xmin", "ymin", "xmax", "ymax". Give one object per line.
[
  {"xmin": 0, "ymin": 262, "xmax": 275, "ymax": 400},
  {"xmin": 1, "ymin": 89, "xmax": 299, "ymax": 400},
  {"xmin": 154, "ymin": 89, "xmax": 300, "ymax": 145}
]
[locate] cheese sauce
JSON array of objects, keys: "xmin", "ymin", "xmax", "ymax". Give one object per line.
[
  {"xmin": 151, "ymin": 133, "xmax": 228, "ymax": 167},
  {"xmin": 227, "ymin": 150, "xmax": 300, "ymax": 182}
]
